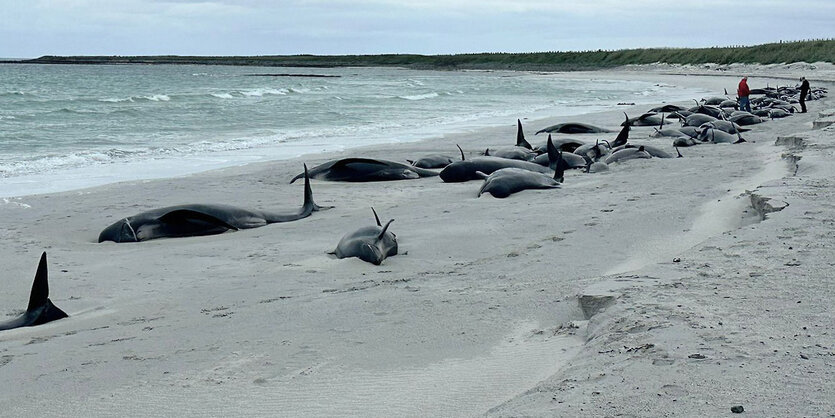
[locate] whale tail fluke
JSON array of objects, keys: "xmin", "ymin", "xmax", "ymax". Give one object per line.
[{"xmin": 676, "ymin": 146, "xmax": 683, "ymax": 158}]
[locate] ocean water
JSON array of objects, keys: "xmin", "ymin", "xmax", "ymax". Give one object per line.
[{"xmin": 0, "ymin": 64, "xmax": 704, "ymax": 197}]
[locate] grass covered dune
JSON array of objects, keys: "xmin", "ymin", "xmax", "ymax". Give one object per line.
[{"xmin": 14, "ymin": 39, "xmax": 835, "ymax": 70}]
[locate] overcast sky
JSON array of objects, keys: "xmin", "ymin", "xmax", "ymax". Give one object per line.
[{"xmin": 2, "ymin": 0, "xmax": 833, "ymax": 58}]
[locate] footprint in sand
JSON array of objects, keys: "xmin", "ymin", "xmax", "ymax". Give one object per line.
[{"xmin": 0, "ymin": 355, "xmax": 13, "ymax": 367}]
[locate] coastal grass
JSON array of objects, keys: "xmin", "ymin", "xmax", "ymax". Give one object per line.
[{"xmin": 15, "ymin": 39, "xmax": 835, "ymax": 70}]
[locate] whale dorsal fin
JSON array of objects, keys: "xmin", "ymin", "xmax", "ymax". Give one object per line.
[
  {"xmin": 27, "ymin": 252, "xmax": 50, "ymax": 312},
  {"xmin": 484, "ymin": 148, "xmax": 490, "ymax": 156},
  {"xmin": 371, "ymin": 207, "xmax": 382, "ymax": 227},
  {"xmin": 516, "ymin": 119, "xmax": 532, "ymax": 150},
  {"xmin": 548, "ymin": 137, "xmax": 568, "ymax": 183},
  {"xmin": 546, "ymin": 135, "xmax": 558, "ymax": 165},
  {"xmin": 456, "ymin": 144, "xmax": 465, "ymax": 161},
  {"xmin": 612, "ymin": 122, "xmax": 629, "ymax": 148},
  {"xmin": 302, "ymin": 163, "xmax": 331, "ymax": 211},
  {"xmin": 377, "ymin": 219, "xmax": 395, "ymax": 241}
]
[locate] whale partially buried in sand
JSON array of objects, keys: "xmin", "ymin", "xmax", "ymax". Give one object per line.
[{"xmin": 99, "ymin": 165, "xmax": 328, "ymax": 242}]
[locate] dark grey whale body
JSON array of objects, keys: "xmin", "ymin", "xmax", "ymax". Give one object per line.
[
  {"xmin": 535, "ymin": 122, "xmax": 613, "ymax": 135},
  {"xmin": 99, "ymin": 166, "xmax": 327, "ymax": 243},
  {"xmin": 331, "ymin": 209, "xmax": 398, "ymax": 265},
  {"xmin": 478, "ymin": 138, "xmax": 565, "ymax": 198},
  {"xmin": 477, "ymin": 168, "xmax": 561, "ymax": 198},
  {"xmin": 440, "ymin": 154, "xmax": 552, "ymax": 183},
  {"xmin": 408, "ymin": 154, "xmax": 457, "ymax": 169},
  {"xmin": 290, "ymin": 158, "xmax": 438, "ymax": 183},
  {"xmin": 0, "ymin": 252, "xmax": 68, "ymax": 332}
]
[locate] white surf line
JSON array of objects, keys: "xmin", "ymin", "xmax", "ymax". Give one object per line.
[
  {"xmin": 34, "ymin": 321, "xmax": 583, "ymax": 418},
  {"xmin": 605, "ymin": 143, "xmax": 788, "ymax": 276}
]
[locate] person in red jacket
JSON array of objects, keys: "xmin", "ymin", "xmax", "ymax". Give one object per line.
[{"xmin": 737, "ymin": 76, "xmax": 751, "ymax": 112}]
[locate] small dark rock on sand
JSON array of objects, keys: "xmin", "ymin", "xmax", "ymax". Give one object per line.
[{"xmin": 731, "ymin": 405, "xmax": 744, "ymax": 413}]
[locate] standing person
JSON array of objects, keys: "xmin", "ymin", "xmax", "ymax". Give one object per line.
[
  {"xmin": 799, "ymin": 77, "xmax": 811, "ymax": 113},
  {"xmin": 737, "ymin": 76, "xmax": 751, "ymax": 113}
]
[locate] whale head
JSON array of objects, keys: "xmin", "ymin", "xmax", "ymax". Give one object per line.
[
  {"xmin": 356, "ymin": 242, "xmax": 386, "ymax": 265},
  {"xmin": 98, "ymin": 218, "xmax": 139, "ymax": 243}
]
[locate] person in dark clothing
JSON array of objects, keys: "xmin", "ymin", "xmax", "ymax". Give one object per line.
[
  {"xmin": 799, "ymin": 77, "xmax": 811, "ymax": 113},
  {"xmin": 737, "ymin": 76, "xmax": 751, "ymax": 113}
]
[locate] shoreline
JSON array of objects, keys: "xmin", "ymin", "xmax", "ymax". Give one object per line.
[
  {"xmin": 0, "ymin": 70, "xmax": 708, "ymax": 199},
  {"xmin": 0, "ymin": 68, "xmax": 832, "ymax": 416}
]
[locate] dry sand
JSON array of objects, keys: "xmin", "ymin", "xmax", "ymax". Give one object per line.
[{"xmin": 0, "ymin": 67, "xmax": 832, "ymax": 417}]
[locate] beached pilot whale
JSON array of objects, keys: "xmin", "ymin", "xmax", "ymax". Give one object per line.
[
  {"xmin": 0, "ymin": 252, "xmax": 68, "ymax": 331},
  {"xmin": 407, "ymin": 153, "xmax": 458, "ymax": 169},
  {"xmin": 330, "ymin": 208, "xmax": 398, "ymax": 265},
  {"xmin": 477, "ymin": 138, "xmax": 566, "ymax": 198},
  {"xmin": 483, "ymin": 120, "xmax": 536, "ymax": 161},
  {"xmin": 99, "ymin": 165, "xmax": 329, "ymax": 243},
  {"xmin": 440, "ymin": 145, "xmax": 554, "ymax": 183},
  {"xmin": 535, "ymin": 122, "xmax": 613, "ymax": 135},
  {"xmin": 290, "ymin": 158, "xmax": 438, "ymax": 183}
]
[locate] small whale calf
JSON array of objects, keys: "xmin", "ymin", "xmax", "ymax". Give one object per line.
[{"xmin": 0, "ymin": 252, "xmax": 68, "ymax": 332}]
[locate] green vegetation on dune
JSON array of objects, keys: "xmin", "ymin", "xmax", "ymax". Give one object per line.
[{"xmin": 15, "ymin": 39, "xmax": 835, "ymax": 70}]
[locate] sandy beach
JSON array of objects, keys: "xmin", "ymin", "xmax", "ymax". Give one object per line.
[{"xmin": 1, "ymin": 67, "xmax": 833, "ymax": 417}]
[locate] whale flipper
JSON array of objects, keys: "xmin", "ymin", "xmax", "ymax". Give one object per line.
[{"xmin": 0, "ymin": 252, "xmax": 68, "ymax": 331}]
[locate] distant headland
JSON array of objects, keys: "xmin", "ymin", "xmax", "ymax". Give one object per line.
[{"xmin": 4, "ymin": 39, "xmax": 833, "ymax": 71}]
